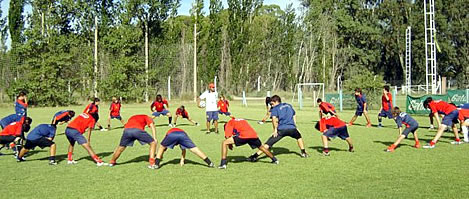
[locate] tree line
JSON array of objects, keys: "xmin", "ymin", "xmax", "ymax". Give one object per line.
[{"xmin": 0, "ymin": 0, "xmax": 467, "ymax": 106}]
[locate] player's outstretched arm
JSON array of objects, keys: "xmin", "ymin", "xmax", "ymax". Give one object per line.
[
  {"xmin": 150, "ymin": 123, "xmax": 157, "ymax": 144},
  {"xmin": 87, "ymin": 128, "xmax": 92, "ymax": 144},
  {"xmin": 434, "ymin": 113, "xmax": 441, "ymax": 127},
  {"xmin": 272, "ymin": 117, "xmax": 279, "ymax": 137}
]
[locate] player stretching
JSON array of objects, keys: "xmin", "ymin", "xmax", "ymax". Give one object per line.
[
  {"xmin": 0, "ymin": 117, "xmax": 32, "ymax": 155},
  {"xmin": 317, "ymin": 98, "xmax": 337, "ymax": 119},
  {"xmin": 173, "ymin": 106, "xmax": 199, "ymax": 126},
  {"xmin": 386, "ymin": 107, "xmax": 420, "ymax": 152},
  {"xmin": 15, "ymin": 91, "xmax": 28, "ymax": 116},
  {"xmin": 155, "ymin": 128, "xmax": 214, "ymax": 169},
  {"xmin": 0, "ymin": 114, "xmax": 24, "ymax": 129},
  {"xmin": 258, "ymin": 97, "xmax": 272, "ymax": 124},
  {"xmin": 17, "ymin": 124, "xmax": 58, "ymax": 165},
  {"xmin": 65, "ymin": 113, "xmax": 105, "ymax": 166},
  {"xmin": 348, "ymin": 88, "xmax": 372, "ymax": 127},
  {"xmin": 108, "ymin": 97, "xmax": 125, "ymax": 130},
  {"xmin": 248, "ymin": 95, "xmax": 308, "ymax": 161},
  {"xmin": 198, "ymin": 83, "xmax": 219, "ymax": 134},
  {"xmin": 109, "ymin": 115, "xmax": 157, "ymax": 168},
  {"xmin": 315, "ymin": 116, "xmax": 354, "ymax": 156},
  {"xmin": 378, "ymin": 86, "xmax": 393, "ymax": 128},
  {"xmin": 219, "ymin": 118, "xmax": 278, "ymax": 169},
  {"xmin": 218, "ymin": 95, "xmax": 234, "ymax": 118},
  {"xmin": 52, "ymin": 110, "xmax": 75, "ymax": 125},
  {"xmin": 458, "ymin": 108, "xmax": 469, "ymax": 143},
  {"xmin": 423, "ymin": 97, "xmax": 461, "ymax": 148},
  {"xmin": 84, "ymin": 97, "xmax": 106, "ymax": 131},
  {"xmin": 151, "ymin": 94, "xmax": 173, "ymax": 127}
]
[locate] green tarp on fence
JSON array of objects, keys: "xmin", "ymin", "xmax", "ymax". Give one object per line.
[
  {"xmin": 406, "ymin": 95, "xmax": 449, "ymax": 114},
  {"xmin": 447, "ymin": 89, "xmax": 469, "ymax": 106}
]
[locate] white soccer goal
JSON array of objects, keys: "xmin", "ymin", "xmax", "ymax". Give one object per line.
[{"xmin": 295, "ymin": 83, "xmax": 325, "ymax": 110}]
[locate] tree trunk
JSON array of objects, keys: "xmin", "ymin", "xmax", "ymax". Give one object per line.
[{"xmin": 180, "ymin": 28, "xmax": 187, "ymax": 97}]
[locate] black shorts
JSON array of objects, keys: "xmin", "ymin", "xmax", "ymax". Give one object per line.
[
  {"xmin": 0, "ymin": 135, "xmax": 16, "ymax": 145},
  {"xmin": 91, "ymin": 113, "xmax": 99, "ymax": 122},
  {"xmin": 24, "ymin": 137, "xmax": 54, "ymax": 150},
  {"xmin": 402, "ymin": 125, "xmax": 418, "ymax": 138},
  {"xmin": 265, "ymin": 129, "xmax": 302, "ymax": 147},
  {"xmin": 233, "ymin": 137, "xmax": 262, "ymax": 149}
]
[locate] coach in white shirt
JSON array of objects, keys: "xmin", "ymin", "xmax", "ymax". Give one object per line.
[{"xmin": 198, "ymin": 83, "xmax": 219, "ymax": 134}]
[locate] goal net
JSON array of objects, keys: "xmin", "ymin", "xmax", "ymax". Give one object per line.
[{"xmin": 295, "ymin": 83, "xmax": 325, "ymax": 110}]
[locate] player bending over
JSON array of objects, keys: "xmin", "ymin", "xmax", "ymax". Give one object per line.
[
  {"xmin": 108, "ymin": 97, "xmax": 125, "ymax": 130},
  {"xmin": 65, "ymin": 113, "xmax": 105, "ymax": 166},
  {"xmin": 348, "ymin": 88, "xmax": 372, "ymax": 128},
  {"xmin": 458, "ymin": 108, "xmax": 469, "ymax": 143},
  {"xmin": 317, "ymin": 98, "xmax": 337, "ymax": 119},
  {"xmin": 219, "ymin": 118, "xmax": 278, "ymax": 169},
  {"xmin": 423, "ymin": 97, "xmax": 461, "ymax": 148},
  {"xmin": 314, "ymin": 116, "xmax": 354, "ymax": 156},
  {"xmin": 218, "ymin": 95, "xmax": 234, "ymax": 119},
  {"xmin": 378, "ymin": 86, "xmax": 393, "ymax": 128},
  {"xmin": 155, "ymin": 128, "xmax": 214, "ymax": 169},
  {"xmin": 0, "ymin": 114, "xmax": 24, "ymax": 129},
  {"xmin": 0, "ymin": 117, "xmax": 32, "ymax": 155},
  {"xmin": 248, "ymin": 95, "xmax": 308, "ymax": 161},
  {"xmin": 52, "ymin": 110, "xmax": 75, "ymax": 125},
  {"xmin": 151, "ymin": 94, "xmax": 173, "ymax": 127},
  {"xmin": 386, "ymin": 107, "xmax": 420, "ymax": 152},
  {"xmin": 258, "ymin": 97, "xmax": 272, "ymax": 124},
  {"xmin": 173, "ymin": 106, "xmax": 199, "ymax": 126},
  {"xmin": 17, "ymin": 124, "xmax": 58, "ymax": 165},
  {"xmin": 84, "ymin": 97, "xmax": 107, "ymax": 131},
  {"xmin": 109, "ymin": 115, "xmax": 157, "ymax": 169}
]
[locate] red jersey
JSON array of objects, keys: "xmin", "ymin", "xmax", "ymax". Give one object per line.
[
  {"xmin": 429, "ymin": 101, "xmax": 457, "ymax": 115},
  {"xmin": 166, "ymin": 128, "xmax": 185, "ymax": 135},
  {"xmin": 16, "ymin": 99, "xmax": 28, "ymax": 108},
  {"xmin": 83, "ymin": 103, "xmax": 99, "ymax": 114},
  {"xmin": 67, "ymin": 113, "xmax": 96, "ymax": 134},
  {"xmin": 319, "ymin": 117, "xmax": 346, "ymax": 132},
  {"xmin": 458, "ymin": 109, "xmax": 469, "ymax": 122},
  {"xmin": 224, "ymin": 119, "xmax": 258, "ymax": 139},
  {"xmin": 110, "ymin": 102, "xmax": 121, "ymax": 117},
  {"xmin": 176, "ymin": 108, "xmax": 189, "ymax": 117},
  {"xmin": 124, "ymin": 115, "xmax": 153, "ymax": 131},
  {"xmin": 218, "ymin": 100, "xmax": 229, "ymax": 113},
  {"xmin": 382, "ymin": 93, "xmax": 393, "ymax": 111},
  {"xmin": 319, "ymin": 102, "xmax": 336, "ymax": 113},
  {"xmin": 151, "ymin": 100, "xmax": 168, "ymax": 112},
  {"xmin": 0, "ymin": 120, "xmax": 23, "ymax": 136}
]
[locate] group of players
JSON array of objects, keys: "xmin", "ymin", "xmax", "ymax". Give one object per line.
[{"xmin": 1, "ymin": 83, "xmax": 469, "ymax": 170}]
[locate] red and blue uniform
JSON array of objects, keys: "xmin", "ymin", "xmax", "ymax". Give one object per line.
[
  {"xmin": 218, "ymin": 100, "xmax": 231, "ymax": 116},
  {"xmin": 428, "ymin": 100, "xmax": 459, "ymax": 126},
  {"xmin": 124, "ymin": 115, "xmax": 153, "ymax": 131},
  {"xmin": 0, "ymin": 119, "xmax": 24, "ymax": 137},
  {"xmin": 0, "ymin": 114, "xmax": 23, "ymax": 129},
  {"xmin": 395, "ymin": 112, "xmax": 419, "ymax": 137},
  {"xmin": 458, "ymin": 109, "xmax": 469, "ymax": 122},
  {"xmin": 176, "ymin": 108, "xmax": 189, "ymax": 119},
  {"xmin": 224, "ymin": 119, "xmax": 262, "ymax": 149},
  {"xmin": 319, "ymin": 102, "xmax": 336, "ymax": 115},
  {"xmin": 151, "ymin": 100, "xmax": 169, "ymax": 117},
  {"xmin": 15, "ymin": 99, "xmax": 28, "ymax": 116},
  {"xmin": 84, "ymin": 103, "xmax": 100, "ymax": 122},
  {"xmin": 119, "ymin": 115, "xmax": 155, "ymax": 147},
  {"xmin": 379, "ymin": 93, "xmax": 393, "ymax": 119},
  {"xmin": 65, "ymin": 113, "xmax": 96, "ymax": 145},
  {"xmin": 52, "ymin": 110, "xmax": 73, "ymax": 125},
  {"xmin": 319, "ymin": 117, "xmax": 349, "ymax": 140},
  {"xmin": 110, "ymin": 102, "xmax": 122, "ymax": 120},
  {"xmin": 160, "ymin": 128, "xmax": 196, "ymax": 149},
  {"xmin": 27, "ymin": 124, "xmax": 56, "ymax": 141},
  {"xmin": 354, "ymin": 94, "xmax": 367, "ymax": 116}
]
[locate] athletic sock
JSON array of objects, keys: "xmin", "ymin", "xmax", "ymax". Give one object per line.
[
  {"xmin": 169, "ymin": 117, "xmax": 172, "ymax": 124},
  {"xmin": 389, "ymin": 144, "xmax": 396, "ymax": 149},
  {"xmin": 49, "ymin": 156, "xmax": 56, "ymax": 161},
  {"xmin": 99, "ymin": 126, "xmax": 103, "ymax": 130},
  {"xmin": 323, "ymin": 147, "xmax": 329, "ymax": 153},
  {"xmin": 155, "ymin": 158, "xmax": 161, "ymax": 166},
  {"xmin": 203, "ymin": 157, "xmax": 212, "ymax": 165},
  {"xmin": 271, "ymin": 156, "xmax": 278, "ymax": 162},
  {"xmin": 455, "ymin": 138, "xmax": 461, "ymax": 142},
  {"xmin": 110, "ymin": 160, "xmax": 116, "ymax": 165},
  {"xmin": 251, "ymin": 153, "xmax": 259, "ymax": 158},
  {"xmin": 301, "ymin": 149, "xmax": 306, "ymax": 154},
  {"xmin": 430, "ymin": 141, "xmax": 436, "ymax": 146},
  {"xmin": 220, "ymin": 159, "xmax": 227, "ymax": 166},
  {"xmin": 378, "ymin": 118, "xmax": 382, "ymax": 124},
  {"xmin": 9, "ymin": 143, "xmax": 15, "ymax": 148},
  {"xmin": 68, "ymin": 152, "xmax": 73, "ymax": 161},
  {"xmin": 92, "ymin": 155, "xmax": 102, "ymax": 163},
  {"xmin": 415, "ymin": 141, "xmax": 420, "ymax": 145},
  {"xmin": 149, "ymin": 158, "xmax": 155, "ymax": 165}
]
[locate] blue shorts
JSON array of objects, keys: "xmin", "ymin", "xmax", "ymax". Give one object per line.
[
  {"xmin": 323, "ymin": 126, "xmax": 350, "ymax": 140},
  {"xmin": 378, "ymin": 109, "xmax": 393, "ymax": 119},
  {"xmin": 206, "ymin": 111, "xmax": 219, "ymax": 122},
  {"xmin": 218, "ymin": 110, "xmax": 231, "ymax": 116},
  {"xmin": 119, "ymin": 128, "xmax": 154, "ymax": 147},
  {"xmin": 402, "ymin": 124, "xmax": 418, "ymax": 138},
  {"xmin": 355, "ymin": 107, "xmax": 367, "ymax": 116},
  {"xmin": 111, "ymin": 115, "xmax": 122, "ymax": 120},
  {"xmin": 442, "ymin": 110, "xmax": 459, "ymax": 126},
  {"xmin": 65, "ymin": 127, "xmax": 87, "ymax": 146},
  {"xmin": 152, "ymin": 110, "xmax": 170, "ymax": 117},
  {"xmin": 160, "ymin": 131, "xmax": 196, "ymax": 149}
]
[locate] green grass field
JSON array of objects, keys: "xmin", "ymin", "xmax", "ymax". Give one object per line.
[{"xmin": 1, "ymin": 100, "xmax": 469, "ymax": 198}]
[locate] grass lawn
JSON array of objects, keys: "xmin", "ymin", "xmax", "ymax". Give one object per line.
[{"xmin": 1, "ymin": 99, "xmax": 469, "ymax": 198}]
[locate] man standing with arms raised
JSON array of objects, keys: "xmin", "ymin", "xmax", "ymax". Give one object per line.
[{"xmin": 198, "ymin": 83, "xmax": 219, "ymax": 134}]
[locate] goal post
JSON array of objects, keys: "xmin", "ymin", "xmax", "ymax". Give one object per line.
[{"xmin": 296, "ymin": 83, "xmax": 325, "ymax": 110}]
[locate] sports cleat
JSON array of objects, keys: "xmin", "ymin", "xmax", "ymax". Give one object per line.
[
  {"xmin": 195, "ymin": 123, "xmax": 200, "ymax": 126},
  {"xmin": 414, "ymin": 144, "xmax": 421, "ymax": 148},
  {"xmin": 423, "ymin": 144, "xmax": 435, "ymax": 149},
  {"xmin": 349, "ymin": 147, "xmax": 355, "ymax": 152},
  {"xmin": 246, "ymin": 155, "xmax": 258, "ymax": 162},
  {"xmin": 148, "ymin": 164, "xmax": 158, "ymax": 169},
  {"xmin": 378, "ymin": 124, "xmax": 383, "ymax": 128},
  {"xmin": 17, "ymin": 156, "xmax": 26, "ymax": 162},
  {"xmin": 109, "ymin": 163, "xmax": 115, "ymax": 167},
  {"xmin": 218, "ymin": 164, "xmax": 227, "ymax": 169},
  {"xmin": 258, "ymin": 121, "xmax": 264, "ymax": 125},
  {"xmin": 100, "ymin": 128, "xmax": 108, "ymax": 132},
  {"xmin": 67, "ymin": 160, "xmax": 78, "ymax": 164},
  {"xmin": 271, "ymin": 160, "xmax": 279, "ymax": 165},
  {"xmin": 300, "ymin": 153, "xmax": 309, "ymax": 158},
  {"xmin": 429, "ymin": 125, "xmax": 435, "ymax": 130},
  {"xmin": 96, "ymin": 162, "xmax": 108, "ymax": 166},
  {"xmin": 208, "ymin": 162, "xmax": 214, "ymax": 168},
  {"xmin": 347, "ymin": 122, "xmax": 353, "ymax": 126},
  {"xmin": 450, "ymin": 141, "xmax": 464, "ymax": 145},
  {"xmin": 322, "ymin": 151, "xmax": 330, "ymax": 156},
  {"xmin": 49, "ymin": 160, "xmax": 57, "ymax": 165},
  {"xmin": 205, "ymin": 131, "xmax": 211, "ymax": 135},
  {"xmin": 168, "ymin": 124, "xmax": 173, "ymax": 127},
  {"xmin": 386, "ymin": 147, "xmax": 394, "ymax": 152}
]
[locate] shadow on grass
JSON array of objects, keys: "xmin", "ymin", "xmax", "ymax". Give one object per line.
[
  {"xmin": 172, "ymin": 124, "xmax": 192, "ymax": 127},
  {"xmin": 160, "ymin": 158, "xmax": 206, "ymax": 168},
  {"xmin": 257, "ymin": 147, "xmax": 302, "ymax": 160},
  {"xmin": 76, "ymin": 152, "xmax": 113, "ymax": 162},
  {"xmin": 308, "ymin": 146, "xmax": 347, "ymax": 153},
  {"xmin": 109, "ymin": 126, "xmax": 124, "ymax": 130},
  {"xmin": 373, "ymin": 141, "xmax": 409, "ymax": 147}
]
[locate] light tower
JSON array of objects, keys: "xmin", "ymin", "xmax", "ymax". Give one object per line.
[{"xmin": 424, "ymin": 0, "xmax": 438, "ymax": 94}]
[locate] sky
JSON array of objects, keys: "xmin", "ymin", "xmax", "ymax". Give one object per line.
[{"xmin": 0, "ymin": 0, "xmax": 302, "ymax": 49}]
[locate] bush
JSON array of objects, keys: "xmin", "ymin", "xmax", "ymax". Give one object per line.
[{"xmin": 343, "ymin": 70, "xmax": 385, "ymax": 110}]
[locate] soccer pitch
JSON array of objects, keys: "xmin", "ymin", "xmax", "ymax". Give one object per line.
[{"xmin": 1, "ymin": 100, "xmax": 469, "ymax": 198}]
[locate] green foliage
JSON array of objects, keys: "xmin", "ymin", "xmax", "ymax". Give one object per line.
[
  {"xmin": 8, "ymin": 0, "xmax": 24, "ymax": 48},
  {"xmin": 343, "ymin": 70, "xmax": 385, "ymax": 109}
]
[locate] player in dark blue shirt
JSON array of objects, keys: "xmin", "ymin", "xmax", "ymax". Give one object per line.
[
  {"xmin": 249, "ymin": 95, "xmax": 308, "ymax": 161},
  {"xmin": 15, "ymin": 91, "xmax": 28, "ymax": 116},
  {"xmin": 0, "ymin": 114, "xmax": 23, "ymax": 129},
  {"xmin": 386, "ymin": 107, "xmax": 420, "ymax": 152},
  {"xmin": 348, "ymin": 88, "xmax": 372, "ymax": 127},
  {"xmin": 52, "ymin": 110, "xmax": 75, "ymax": 125},
  {"xmin": 17, "ymin": 124, "xmax": 57, "ymax": 165}
]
